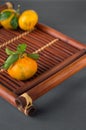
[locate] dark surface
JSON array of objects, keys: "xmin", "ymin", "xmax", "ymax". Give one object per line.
[{"xmin": 0, "ymin": 1, "xmax": 86, "ymax": 130}]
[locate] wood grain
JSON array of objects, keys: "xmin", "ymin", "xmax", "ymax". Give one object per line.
[
  {"xmin": 0, "ymin": 3, "xmax": 86, "ymax": 116},
  {"xmin": 27, "ymin": 54, "xmax": 86, "ymax": 101}
]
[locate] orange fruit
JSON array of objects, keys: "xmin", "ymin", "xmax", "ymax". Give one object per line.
[
  {"xmin": 18, "ymin": 10, "xmax": 38, "ymax": 31},
  {"xmin": 0, "ymin": 9, "xmax": 19, "ymax": 29},
  {"xmin": 7, "ymin": 55, "xmax": 37, "ymax": 80},
  {"xmin": 0, "ymin": 2, "xmax": 13, "ymax": 28}
]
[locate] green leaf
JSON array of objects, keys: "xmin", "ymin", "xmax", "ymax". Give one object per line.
[
  {"xmin": 0, "ymin": 11, "xmax": 12, "ymax": 21},
  {"xmin": 6, "ymin": 48, "xmax": 15, "ymax": 55},
  {"xmin": 28, "ymin": 53, "xmax": 39, "ymax": 60},
  {"xmin": 10, "ymin": 15, "xmax": 18, "ymax": 29},
  {"xmin": 17, "ymin": 44, "xmax": 27, "ymax": 54},
  {"xmin": 3, "ymin": 54, "xmax": 19, "ymax": 70}
]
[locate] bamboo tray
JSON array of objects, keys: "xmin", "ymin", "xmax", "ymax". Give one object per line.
[{"xmin": 0, "ymin": 3, "xmax": 86, "ymax": 116}]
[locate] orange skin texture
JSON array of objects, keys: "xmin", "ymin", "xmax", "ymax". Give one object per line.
[
  {"xmin": 7, "ymin": 56, "xmax": 38, "ymax": 80},
  {"xmin": 18, "ymin": 10, "xmax": 38, "ymax": 31}
]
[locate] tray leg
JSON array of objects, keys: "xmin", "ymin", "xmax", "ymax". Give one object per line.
[
  {"xmin": 25, "ymin": 105, "xmax": 36, "ymax": 116},
  {"xmin": 15, "ymin": 93, "xmax": 36, "ymax": 116}
]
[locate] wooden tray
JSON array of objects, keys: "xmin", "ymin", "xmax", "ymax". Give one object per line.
[{"xmin": 0, "ymin": 3, "xmax": 86, "ymax": 116}]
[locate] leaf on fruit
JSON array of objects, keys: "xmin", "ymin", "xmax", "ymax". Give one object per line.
[
  {"xmin": 28, "ymin": 53, "xmax": 39, "ymax": 60},
  {"xmin": 3, "ymin": 54, "xmax": 19, "ymax": 70},
  {"xmin": 0, "ymin": 11, "xmax": 12, "ymax": 21},
  {"xmin": 6, "ymin": 48, "xmax": 15, "ymax": 55},
  {"xmin": 10, "ymin": 15, "xmax": 18, "ymax": 29},
  {"xmin": 17, "ymin": 44, "xmax": 27, "ymax": 54}
]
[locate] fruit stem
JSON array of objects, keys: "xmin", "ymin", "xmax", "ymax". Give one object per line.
[{"xmin": 16, "ymin": 4, "xmax": 20, "ymax": 15}]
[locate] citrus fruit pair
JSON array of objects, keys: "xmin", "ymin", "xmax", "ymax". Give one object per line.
[{"xmin": 0, "ymin": 8, "xmax": 38, "ymax": 31}]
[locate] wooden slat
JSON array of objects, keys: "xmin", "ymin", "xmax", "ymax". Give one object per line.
[
  {"xmin": 37, "ymin": 23, "xmax": 86, "ymax": 50},
  {"xmin": 27, "ymin": 54, "xmax": 86, "ymax": 101},
  {"xmin": 0, "ymin": 25, "xmax": 83, "ymax": 94},
  {"xmin": 14, "ymin": 49, "xmax": 86, "ymax": 95}
]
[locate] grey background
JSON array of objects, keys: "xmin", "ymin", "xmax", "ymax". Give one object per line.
[{"xmin": 0, "ymin": 0, "xmax": 86, "ymax": 130}]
